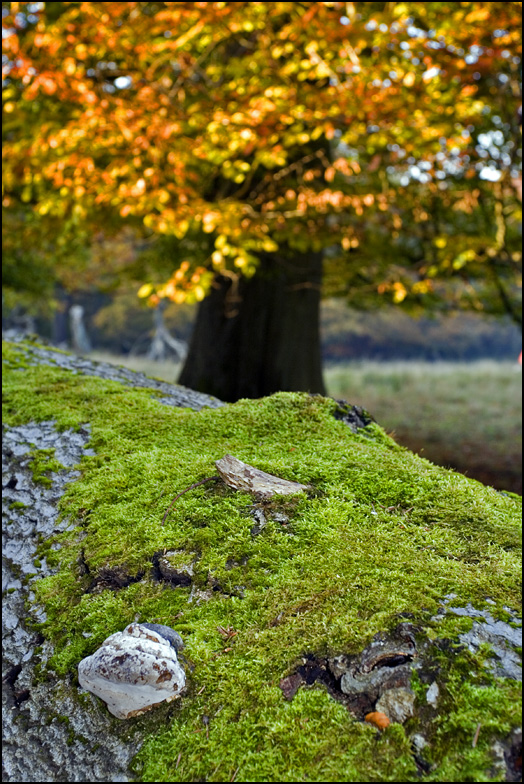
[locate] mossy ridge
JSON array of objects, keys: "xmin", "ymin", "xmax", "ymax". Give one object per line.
[{"xmin": 2, "ymin": 340, "xmax": 522, "ymax": 782}]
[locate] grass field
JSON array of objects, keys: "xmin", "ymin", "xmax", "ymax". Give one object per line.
[
  {"xmin": 91, "ymin": 353, "xmax": 522, "ymax": 495},
  {"xmin": 324, "ymin": 360, "xmax": 522, "ymax": 495}
]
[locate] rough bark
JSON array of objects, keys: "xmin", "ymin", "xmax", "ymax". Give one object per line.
[{"xmin": 178, "ymin": 251, "xmax": 326, "ymax": 402}]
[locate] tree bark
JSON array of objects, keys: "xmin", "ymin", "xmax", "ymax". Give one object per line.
[
  {"xmin": 52, "ymin": 287, "xmax": 72, "ymax": 346},
  {"xmin": 146, "ymin": 301, "xmax": 188, "ymax": 362},
  {"xmin": 178, "ymin": 251, "xmax": 326, "ymax": 402}
]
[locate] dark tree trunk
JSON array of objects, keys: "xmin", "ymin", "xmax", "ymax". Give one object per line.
[
  {"xmin": 178, "ymin": 252, "xmax": 326, "ymax": 402},
  {"xmin": 52, "ymin": 288, "xmax": 72, "ymax": 346}
]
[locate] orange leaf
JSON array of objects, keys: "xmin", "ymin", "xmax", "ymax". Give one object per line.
[
  {"xmin": 365, "ymin": 711, "xmax": 390, "ymax": 730},
  {"xmin": 173, "ymin": 19, "xmax": 205, "ymax": 50}
]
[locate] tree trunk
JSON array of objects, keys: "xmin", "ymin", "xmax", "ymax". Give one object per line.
[
  {"xmin": 69, "ymin": 304, "xmax": 92, "ymax": 354},
  {"xmin": 178, "ymin": 252, "xmax": 326, "ymax": 402},
  {"xmin": 146, "ymin": 301, "xmax": 188, "ymax": 362},
  {"xmin": 52, "ymin": 288, "xmax": 72, "ymax": 347}
]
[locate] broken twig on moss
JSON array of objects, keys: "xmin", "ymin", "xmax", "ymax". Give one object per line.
[
  {"xmin": 161, "ymin": 476, "xmax": 220, "ymax": 525},
  {"xmin": 162, "ymin": 455, "xmax": 309, "ymax": 524}
]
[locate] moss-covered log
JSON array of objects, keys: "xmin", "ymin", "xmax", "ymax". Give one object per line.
[{"xmin": 2, "ymin": 339, "xmax": 521, "ymax": 783}]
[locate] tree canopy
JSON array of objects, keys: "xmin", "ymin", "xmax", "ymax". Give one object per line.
[{"xmin": 2, "ymin": 1, "xmax": 522, "ymax": 321}]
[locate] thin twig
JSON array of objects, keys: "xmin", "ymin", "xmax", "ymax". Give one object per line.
[
  {"xmin": 168, "ymin": 37, "xmax": 223, "ymax": 99},
  {"xmin": 162, "ymin": 476, "xmax": 221, "ymax": 525},
  {"xmin": 472, "ymin": 723, "xmax": 482, "ymax": 748},
  {"xmin": 231, "ymin": 764, "xmax": 241, "ymax": 782},
  {"xmin": 248, "ymin": 150, "xmax": 328, "ymax": 201},
  {"xmin": 176, "ymin": 751, "xmax": 182, "ymax": 769}
]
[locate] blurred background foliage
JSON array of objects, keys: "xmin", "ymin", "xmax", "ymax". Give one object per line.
[{"xmin": 3, "ymin": 1, "xmax": 522, "ymax": 324}]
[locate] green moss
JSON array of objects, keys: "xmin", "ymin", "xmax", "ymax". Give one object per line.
[
  {"xmin": 2, "ymin": 342, "xmax": 33, "ymax": 370},
  {"xmin": 136, "ymin": 687, "xmax": 417, "ymax": 783},
  {"xmin": 27, "ymin": 448, "xmax": 66, "ymax": 486},
  {"xmin": 409, "ymin": 645, "xmax": 522, "ymax": 782},
  {"xmin": 2, "ymin": 339, "xmax": 521, "ymax": 782},
  {"xmin": 9, "ymin": 501, "xmax": 28, "ymax": 510}
]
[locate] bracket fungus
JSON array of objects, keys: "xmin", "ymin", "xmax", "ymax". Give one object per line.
[{"xmin": 78, "ymin": 623, "xmax": 186, "ymax": 719}]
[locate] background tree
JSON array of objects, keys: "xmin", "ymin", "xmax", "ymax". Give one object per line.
[{"xmin": 2, "ymin": 1, "xmax": 522, "ymax": 400}]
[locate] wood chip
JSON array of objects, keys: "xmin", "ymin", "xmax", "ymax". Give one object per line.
[
  {"xmin": 279, "ymin": 673, "xmax": 303, "ymax": 701},
  {"xmin": 215, "ymin": 455, "xmax": 309, "ymax": 500}
]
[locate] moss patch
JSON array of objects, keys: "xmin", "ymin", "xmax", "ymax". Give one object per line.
[
  {"xmin": 2, "ymin": 339, "xmax": 521, "ymax": 782},
  {"xmin": 27, "ymin": 448, "xmax": 67, "ymax": 487},
  {"xmin": 9, "ymin": 501, "xmax": 28, "ymax": 510}
]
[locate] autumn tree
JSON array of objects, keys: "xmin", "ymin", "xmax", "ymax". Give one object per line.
[{"xmin": 2, "ymin": 1, "xmax": 522, "ymax": 400}]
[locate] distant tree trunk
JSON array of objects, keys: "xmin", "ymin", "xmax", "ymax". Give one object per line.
[
  {"xmin": 69, "ymin": 304, "xmax": 92, "ymax": 354},
  {"xmin": 52, "ymin": 288, "xmax": 71, "ymax": 346},
  {"xmin": 146, "ymin": 301, "xmax": 188, "ymax": 362},
  {"xmin": 178, "ymin": 252, "xmax": 326, "ymax": 402}
]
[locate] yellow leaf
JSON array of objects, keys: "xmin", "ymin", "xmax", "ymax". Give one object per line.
[
  {"xmin": 138, "ymin": 283, "xmax": 153, "ymax": 298},
  {"xmin": 194, "ymin": 285, "xmax": 206, "ymax": 301},
  {"xmin": 63, "ymin": 57, "xmax": 76, "ymax": 76},
  {"xmin": 393, "ymin": 283, "xmax": 407, "ymax": 303},
  {"xmin": 173, "ymin": 19, "xmax": 205, "ymax": 50},
  {"xmin": 203, "ymin": 212, "xmax": 217, "ymax": 232},
  {"xmin": 173, "ymin": 219, "xmax": 189, "ymax": 239}
]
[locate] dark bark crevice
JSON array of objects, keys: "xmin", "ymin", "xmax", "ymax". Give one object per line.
[{"xmin": 178, "ymin": 252, "xmax": 326, "ymax": 402}]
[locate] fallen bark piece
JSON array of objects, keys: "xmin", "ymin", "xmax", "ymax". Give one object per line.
[{"xmin": 215, "ymin": 455, "xmax": 309, "ymax": 500}]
